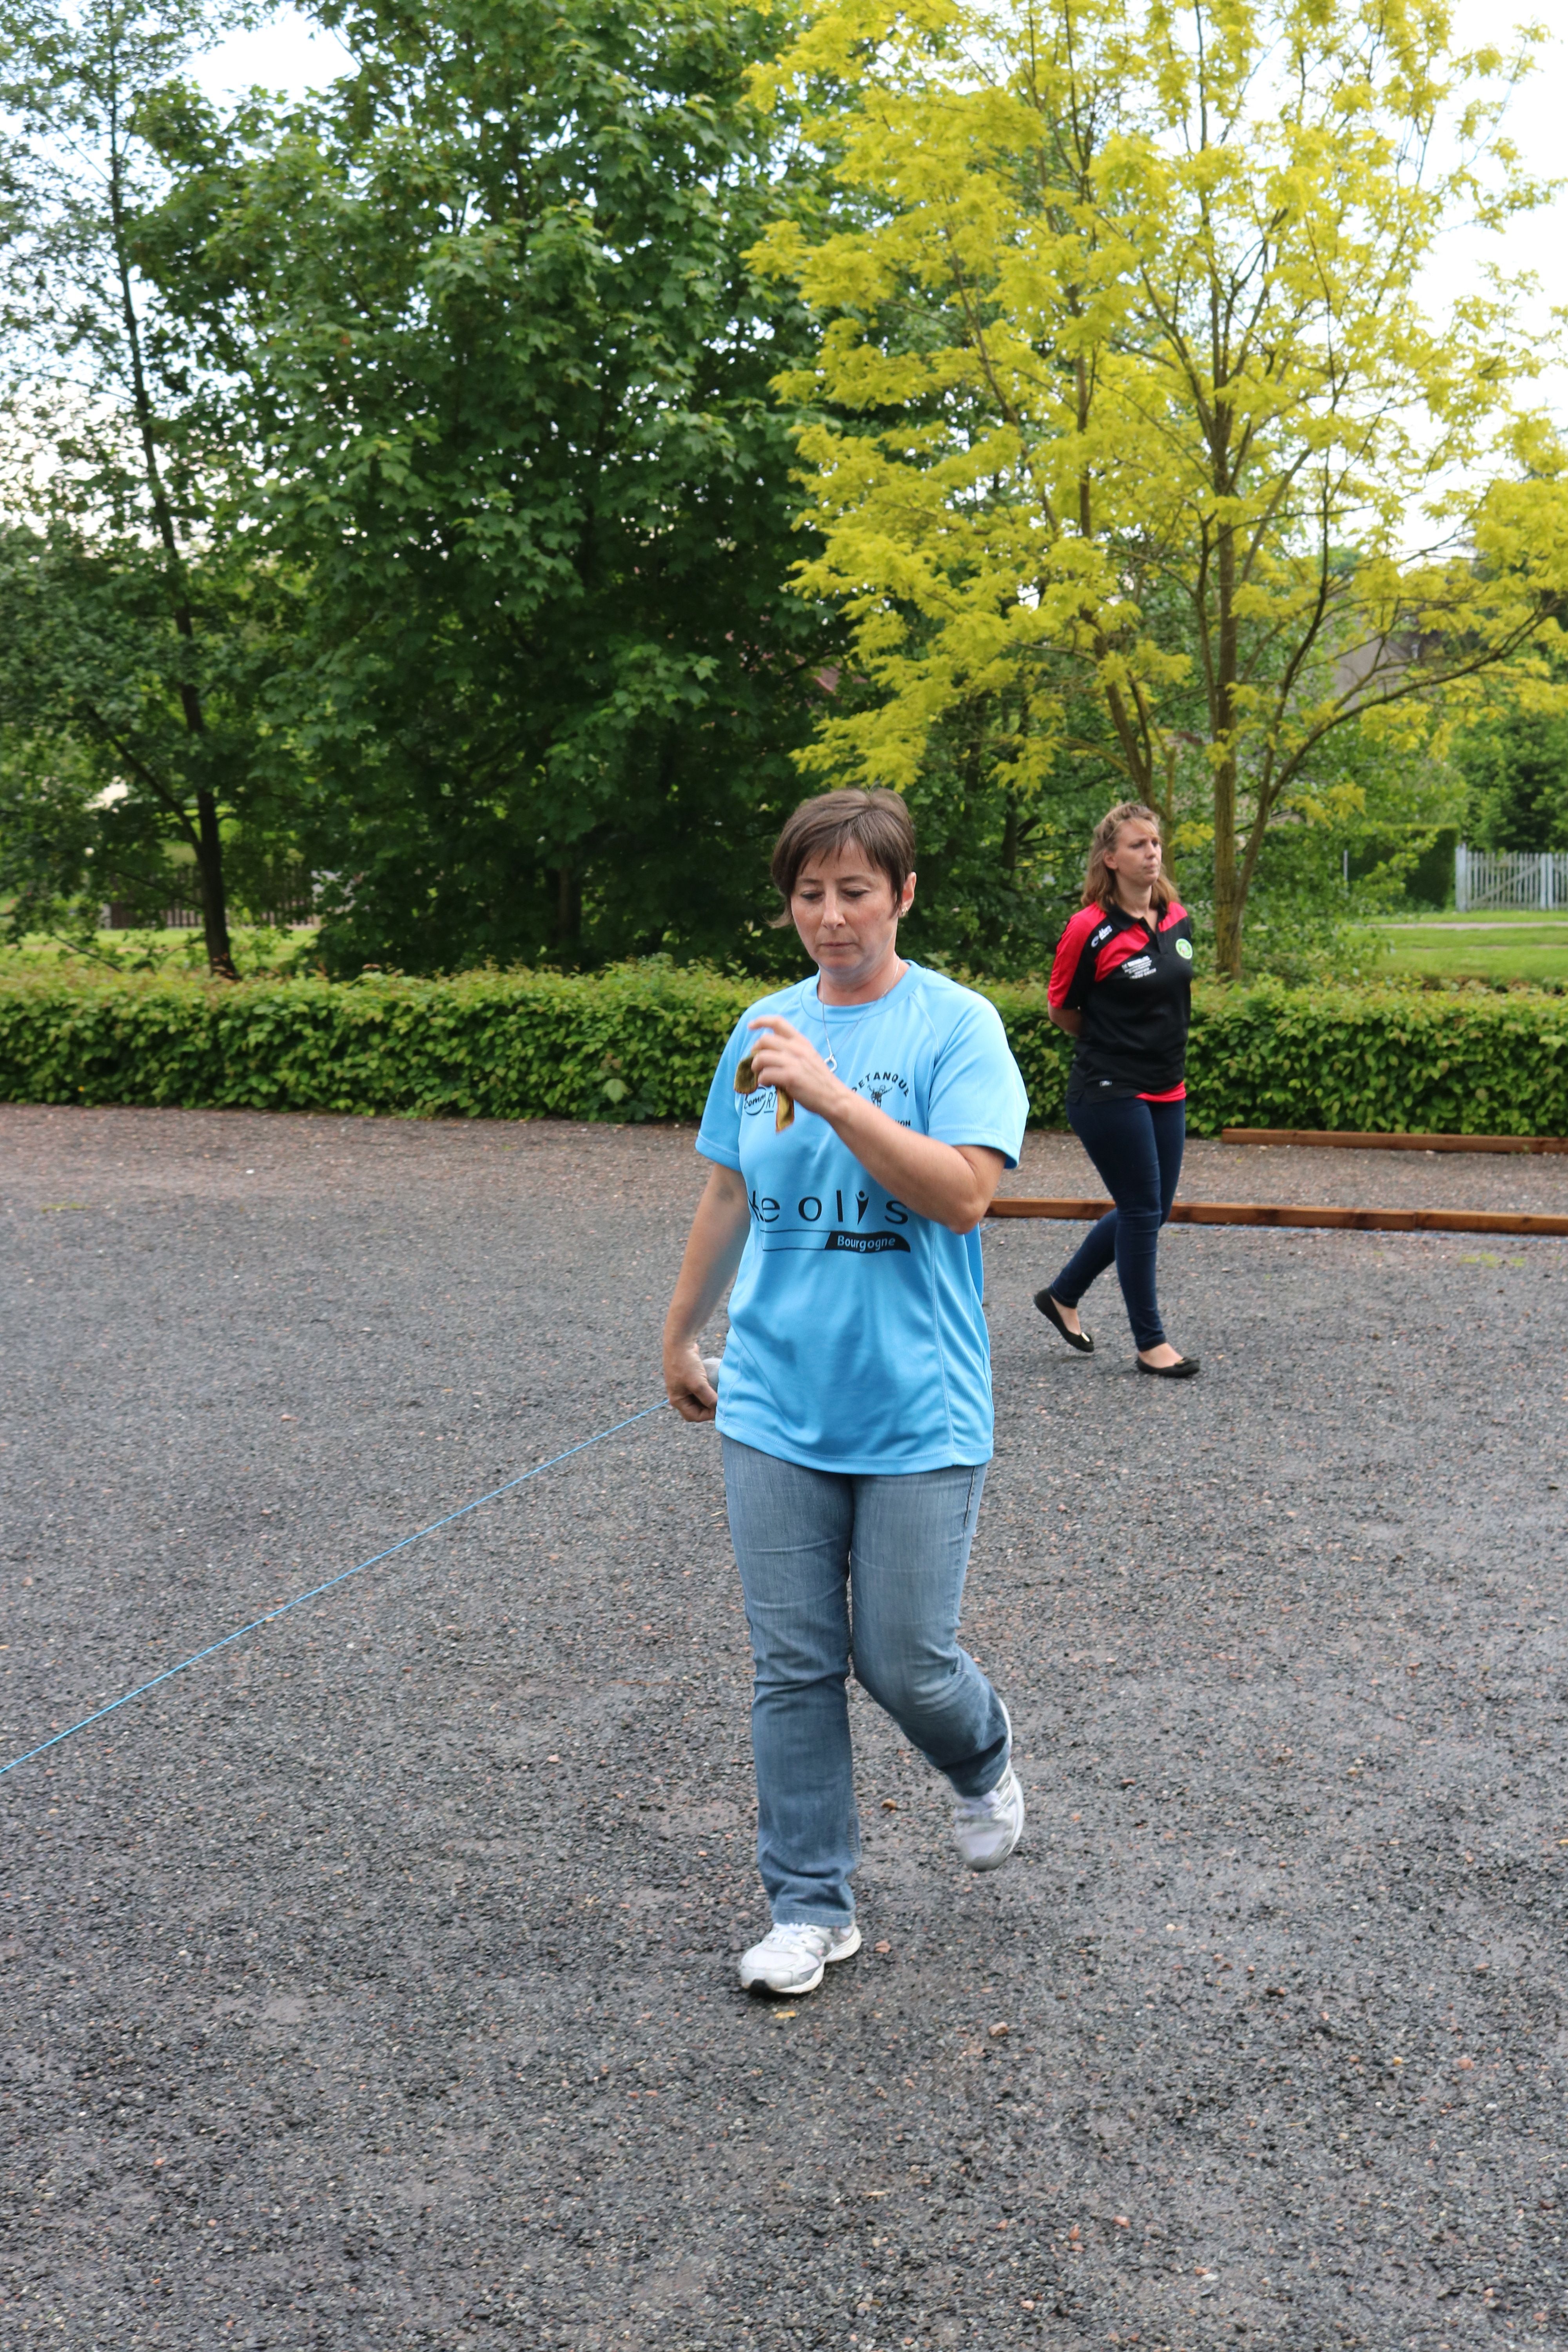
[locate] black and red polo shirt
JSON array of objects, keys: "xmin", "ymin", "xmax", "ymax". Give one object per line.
[{"xmin": 1048, "ymin": 898, "xmax": 1194, "ymax": 1103}]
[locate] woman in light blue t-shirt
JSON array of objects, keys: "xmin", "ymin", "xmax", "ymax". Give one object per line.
[{"xmin": 662, "ymin": 788, "xmax": 1030, "ymax": 1998}]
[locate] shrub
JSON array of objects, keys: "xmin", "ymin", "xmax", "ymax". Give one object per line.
[
  {"xmin": 0, "ymin": 961, "xmax": 1564, "ymax": 1136},
  {"xmin": 0, "ymin": 962, "xmax": 756, "ymax": 1122},
  {"xmin": 1180, "ymin": 980, "xmax": 1568, "ymax": 1138}
]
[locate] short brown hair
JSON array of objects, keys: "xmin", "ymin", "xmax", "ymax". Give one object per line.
[
  {"xmin": 1082, "ymin": 801, "xmax": 1173, "ymax": 913},
  {"xmin": 769, "ymin": 788, "xmax": 915, "ymax": 923}
]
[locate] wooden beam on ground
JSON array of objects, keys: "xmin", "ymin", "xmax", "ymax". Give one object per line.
[
  {"xmin": 1221, "ymin": 1127, "xmax": 1568, "ymax": 1155},
  {"xmin": 987, "ymin": 1198, "xmax": 1568, "ymax": 1238}
]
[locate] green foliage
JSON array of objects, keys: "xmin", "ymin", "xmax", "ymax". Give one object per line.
[
  {"xmin": 0, "ymin": 960, "xmax": 760, "ymax": 1120},
  {"xmin": 1182, "ymin": 984, "xmax": 1568, "ymax": 1137},
  {"xmin": 1271, "ymin": 708, "xmax": 1464, "ymax": 921},
  {"xmin": 1455, "ymin": 698, "xmax": 1568, "ymax": 852},
  {"xmin": 0, "ymin": 527, "xmax": 297, "ymax": 952},
  {"xmin": 750, "ymin": 0, "xmax": 1568, "ymax": 980},
  {"xmin": 1345, "ymin": 827, "xmax": 1459, "ymax": 912},
  {"xmin": 0, "ymin": 0, "xmax": 270, "ymax": 976},
  {"xmin": 140, "ymin": 0, "xmax": 842, "ymax": 977},
  {"xmin": 2, "ymin": 961, "xmax": 1564, "ymax": 1138},
  {"xmin": 0, "ymin": 921, "xmax": 322, "ymax": 976},
  {"xmin": 883, "ymin": 676, "xmax": 1132, "ymax": 977},
  {"xmin": 994, "ymin": 977, "xmax": 1568, "ymax": 1138},
  {"xmin": 9, "ymin": 0, "xmax": 1568, "ymax": 1005}
]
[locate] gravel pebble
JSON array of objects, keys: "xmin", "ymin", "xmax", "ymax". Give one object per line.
[{"xmin": 2, "ymin": 1103, "xmax": 1566, "ymax": 2351}]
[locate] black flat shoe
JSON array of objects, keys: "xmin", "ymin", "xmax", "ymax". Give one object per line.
[
  {"xmin": 1136, "ymin": 1355, "xmax": 1200, "ymax": 1379},
  {"xmin": 1034, "ymin": 1290, "xmax": 1094, "ymax": 1354}
]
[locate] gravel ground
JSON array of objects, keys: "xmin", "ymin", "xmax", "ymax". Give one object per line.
[
  {"xmin": 1003, "ymin": 1129, "xmax": 1568, "ymax": 1214},
  {"xmin": 3, "ymin": 1103, "xmax": 1566, "ymax": 2352}
]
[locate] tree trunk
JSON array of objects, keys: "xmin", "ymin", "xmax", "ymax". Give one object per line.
[
  {"xmin": 1211, "ymin": 748, "xmax": 1242, "ymax": 978},
  {"xmin": 1156, "ymin": 745, "xmax": 1180, "ymax": 892},
  {"xmin": 195, "ymin": 789, "xmax": 237, "ymax": 980},
  {"xmin": 1212, "ymin": 519, "xmax": 1243, "ymax": 979},
  {"xmin": 554, "ymin": 865, "xmax": 582, "ymax": 953},
  {"xmin": 109, "ymin": 137, "xmax": 237, "ymax": 980}
]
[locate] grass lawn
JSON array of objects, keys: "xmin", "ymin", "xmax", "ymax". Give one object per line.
[
  {"xmin": 4, "ymin": 915, "xmax": 1566, "ymax": 990},
  {"xmin": 0, "ymin": 924, "xmax": 319, "ymax": 976},
  {"xmin": 1371, "ymin": 912, "xmax": 1568, "ymax": 986}
]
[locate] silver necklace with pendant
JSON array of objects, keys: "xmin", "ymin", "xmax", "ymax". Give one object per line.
[{"xmin": 816, "ymin": 980, "xmax": 889, "ymax": 1076}]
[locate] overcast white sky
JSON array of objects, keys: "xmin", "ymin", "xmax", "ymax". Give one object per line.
[
  {"xmin": 194, "ymin": 7, "xmax": 345, "ymax": 103},
  {"xmin": 194, "ymin": 0, "xmax": 1568, "ymax": 427}
]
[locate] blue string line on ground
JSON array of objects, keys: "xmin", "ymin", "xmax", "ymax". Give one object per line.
[{"xmin": 0, "ymin": 1400, "xmax": 668, "ymax": 1782}]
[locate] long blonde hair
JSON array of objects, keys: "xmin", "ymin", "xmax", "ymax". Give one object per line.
[{"xmin": 1082, "ymin": 802, "xmax": 1173, "ymax": 912}]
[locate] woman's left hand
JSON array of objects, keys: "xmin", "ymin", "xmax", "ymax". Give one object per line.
[{"xmin": 744, "ymin": 1015, "xmax": 849, "ymax": 1121}]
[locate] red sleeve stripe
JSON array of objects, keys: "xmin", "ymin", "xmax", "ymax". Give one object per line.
[{"xmin": 1048, "ymin": 906, "xmax": 1102, "ymax": 1009}]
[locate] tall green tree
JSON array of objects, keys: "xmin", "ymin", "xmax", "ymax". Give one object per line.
[
  {"xmin": 147, "ymin": 0, "xmax": 842, "ymax": 974},
  {"xmin": 0, "ymin": 518, "xmax": 299, "ymax": 959},
  {"xmin": 1455, "ymin": 663, "xmax": 1568, "ymax": 853},
  {"xmin": 751, "ymin": 0, "xmax": 1568, "ymax": 977},
  {"xmin": 0, "ymin": 0, "xmax": 281, "ymax": 976}
]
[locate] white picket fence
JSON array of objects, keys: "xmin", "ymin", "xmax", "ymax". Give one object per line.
[
  {"xmin": 101, "ymin": 898, "xmax": 320, "ymax": 931},
  {"xmin": 1454, "ymin": 845, "xmax": 1568, "ymax": 912}
]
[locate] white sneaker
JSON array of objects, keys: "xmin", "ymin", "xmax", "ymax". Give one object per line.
[
  {"xmin": 952, "ymin": 1764, "xmax": 1025, "ymax": 1871},
  {"xmin": 738, "ymin": 1920, "xmax": 862, "ymax": 1996}
]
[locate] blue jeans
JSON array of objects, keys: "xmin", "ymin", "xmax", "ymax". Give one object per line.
[
  {"xmin": 721, "ymin": 1437, "xmax": 1010, "ymax": 1928},
  {"xmin": 1051, "ymin": 1094, "xmax": 1185, "ymax": 1350}
]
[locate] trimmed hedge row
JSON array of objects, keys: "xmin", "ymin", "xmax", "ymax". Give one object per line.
[
  {"xmin": 1180, "ymin": 983, "xmax": 1568, "ymax": 1139},
  {"xmin": 0, "ymin": 962, "xmax": 1564, "ymax": 1136}
]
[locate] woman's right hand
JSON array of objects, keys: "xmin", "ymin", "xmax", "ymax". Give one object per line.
[
  {"xmin": 665, "ymin": 1339, "xmax": 719, "ymax": 1423},
  {"xmin": 662, "ymin": 1161, "xmax": 750, "ymax": 1422}
]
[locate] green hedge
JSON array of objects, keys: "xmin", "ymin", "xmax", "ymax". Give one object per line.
[
  {"xmin": 1178, "ymin": 982, "xmax": 1568, "ymax": 1137},
  {"xmin": 0, "ymin": 962, "xmax": 1564, "ymax": 1136}
]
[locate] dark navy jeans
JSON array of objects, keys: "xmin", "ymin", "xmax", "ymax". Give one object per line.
[{"xmin": 1049, "ymin": 1094, "xmax": 1185, "ymax": 1350}]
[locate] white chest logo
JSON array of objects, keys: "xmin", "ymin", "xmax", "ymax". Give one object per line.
[{"xmin": 1120, "ymin": 954, "xmax": 1155, "ymax": 979}]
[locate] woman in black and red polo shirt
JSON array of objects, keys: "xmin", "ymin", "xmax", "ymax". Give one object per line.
[{"xmin": 1034, "ymin": 802, "xmax": 1199, "ymax": 1379}]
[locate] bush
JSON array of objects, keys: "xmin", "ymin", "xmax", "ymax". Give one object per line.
[
  {"xmin": 1181, "ymin": 980, "xmax": 1568, "ymax": 1137},
  {"xmin": 0, "ymin": 960, "xmax": 1564, "ymax": 1137},
  {"xmin": 0, "ymin": 962, "xmax": 758, "ymax": 1123}
]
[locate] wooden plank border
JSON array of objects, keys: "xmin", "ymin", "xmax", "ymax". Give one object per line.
[
  {"xmin": 1220, "ymin": 1127, "xmax": 1568, "ymax": 1155},
  {"xmin": 987, "ymin": 1198, "xmax": 1568, "ymax": 1238}
]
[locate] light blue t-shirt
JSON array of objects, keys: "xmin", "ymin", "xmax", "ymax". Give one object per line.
[{"xmin": 695, "ymin": 962, "xmax": 1029, "ymax": 1474}]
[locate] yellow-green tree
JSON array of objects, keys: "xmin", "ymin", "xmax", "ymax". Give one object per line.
[{"xmin": 753, "ymin": 0, "xmax": 1568, "ymax": 975}]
